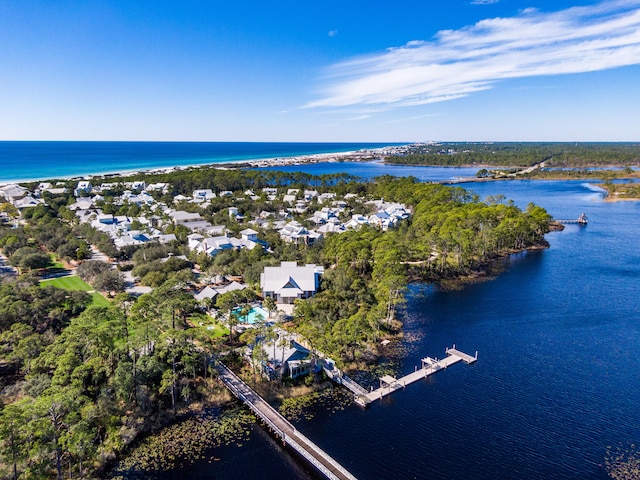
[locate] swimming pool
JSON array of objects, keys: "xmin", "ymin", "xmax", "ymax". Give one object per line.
[{"xmin": 232, "ymin": 305, "xmax": 269, "ymax": 324}]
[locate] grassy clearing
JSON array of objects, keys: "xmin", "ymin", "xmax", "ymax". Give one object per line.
[
  {"xmin": 190, "ymin": 312, "xmax": 229, "ymax": 338},
  {"xmin": 202, "ymin": 322, "xmax": 229, "ymax": 338},
  {"xmin": 40, "ymin": 275, "xmax": 110, "ymax": 306},
  {"xmin": 40, "ymin": 275, "xmax": 93, "ymax": 291},
  {"xmin": 90, "ymin": 292, "xmax": 110, "ymax": 307}
]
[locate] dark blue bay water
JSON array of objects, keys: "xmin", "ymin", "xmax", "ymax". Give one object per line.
[
  {"xmin": 160, "ymin": 175, "xmax": 639, "ymax": 480},
  {"xmin": 0, "ymin": 141, "xmax": 399, "ymax": 183}
]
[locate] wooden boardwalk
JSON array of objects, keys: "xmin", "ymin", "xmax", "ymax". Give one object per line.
[
  {"xmin": 362, "ymin": 346, "xmax": 477, "ymax": 404},
  {"xmin": 214, "ymin": 361, "xmax": 358, "ymax": 480}
]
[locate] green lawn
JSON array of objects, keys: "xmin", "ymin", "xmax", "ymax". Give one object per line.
[
  {"xmin": 40, "ymin": 275, "xmax": 110, "ymax": 306},
  {"xmin": 40, "ymin": 275, "xmax": 93, "ymax": 291},
  {"xmin": 203, "ymin": 322, "xmax": 229, "ymax": 338},
  {"xmin": 190, "ymin": 312, "xmax": 229, "ymax": 338},
  {"xmin": 90, "ymin": 292, "xmax": 110, "ymax": 307},
  {"xmin": 48, "ymin": 254, "xmax": 66, "ymax": 271}
]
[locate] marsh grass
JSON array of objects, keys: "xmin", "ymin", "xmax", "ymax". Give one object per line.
[{"xmin": 109, "ymin": 407, "xmax": 255, "ymax": 478}]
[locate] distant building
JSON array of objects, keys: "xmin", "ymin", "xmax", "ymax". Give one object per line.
[
  {"xmin": 278, "ymin": 221, "xmax": 322, "ymax": 245},
  {"xmin": 0, "ymin": 184, "xmax": 28, "ymax": 202},
  {"xmin": 74, "ymin": 181, "xmax": 92, "ymax": 197}
]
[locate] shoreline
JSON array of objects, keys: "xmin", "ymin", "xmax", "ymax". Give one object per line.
[
  {"xmin": 586, "ymin": 182, "xmax": 640, "ymax": 202},
  {"xmin": 0, "ymin": 148, "xmax": 389, "ymax": 186}
]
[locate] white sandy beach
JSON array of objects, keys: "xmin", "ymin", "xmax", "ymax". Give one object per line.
[{"xmin": 0, "ymin": 147, "xmax": 402, "ymax": 186}]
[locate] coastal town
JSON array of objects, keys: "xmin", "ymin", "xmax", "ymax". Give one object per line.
[
  {"xmin": 4, "ymin": 0, "xmax": 640, "ymax": 476},
  {"xmin": 3, "ymin": 140, "xmax": 640, "ymax": 478},
  {"xmin": 0, "ymin": 171, "xmax": 411, "ymax": 379}
]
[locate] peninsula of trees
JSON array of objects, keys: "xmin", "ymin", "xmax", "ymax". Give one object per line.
[{"xmin": 384, "ymin": 142, "xmax": 640, "ymax": 168}]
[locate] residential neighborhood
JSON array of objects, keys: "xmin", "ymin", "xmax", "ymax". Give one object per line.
[{"xmin": 0, "ymin": 173, "xmax": 413, "ymax": 383}]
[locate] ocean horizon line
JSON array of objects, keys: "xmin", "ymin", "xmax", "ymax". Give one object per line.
[{"xmin": 0, "ymin": 141, "xmax": 407, "ymax": 184}]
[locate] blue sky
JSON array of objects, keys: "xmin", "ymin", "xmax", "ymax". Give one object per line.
[{"xmin": 1, "ymin": 0, "xmax": 639, "ymax": 142}]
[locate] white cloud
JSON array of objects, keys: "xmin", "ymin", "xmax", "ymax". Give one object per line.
[
  {"xmin": 328, "ymin": 30, "xmax": 338, "ymax": 37},
  {"xmin": 307, "ymin": 0, "xmax": 640, "ymax": 109},
  {"xmin": 348, "ymin": 114, "xmax": 371, "ymax": 121}
]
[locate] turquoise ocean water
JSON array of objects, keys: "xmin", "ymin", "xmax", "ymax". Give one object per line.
[{"xmin": 0, "ymin": 141, "xmax": 400, "ymax": 183}]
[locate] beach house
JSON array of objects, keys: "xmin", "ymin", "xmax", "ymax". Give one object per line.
[{"xmin": 260, "ymin": 261, "xmax": 323, "ymax": 304}]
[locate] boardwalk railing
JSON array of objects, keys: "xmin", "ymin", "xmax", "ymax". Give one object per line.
[
  {"xmin": 556, "ymin": 213, "xmax": 588, "ymax": 225},
  {"xmin": 214, "ymin": 361, "xmax": 358, "ymax": 480},
  {"xmin": 322, "ymin": 345, "xmax": 478, "ymax": 406}
]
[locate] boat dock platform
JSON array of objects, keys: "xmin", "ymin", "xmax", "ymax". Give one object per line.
[
  {"xmin": 556, "ymin": 213, "xmax": 588, "ymax": 225},
  {"xmin": 214, "ymin": 361, "xmax": 358, "ymax": 480},
  {"xmin": 354, "ymin": 345, "xmax": 477, "ymax": 406}
]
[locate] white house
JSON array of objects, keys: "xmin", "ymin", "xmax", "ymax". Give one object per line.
[
  {"xmin": 114, "ymin": 231, "xmax": 150, "ymax": 248},
  {"xmin": 196, "ymin": 236, "xmax": 235, "ymax": 256},
  {"xmin": 203, "ymin": 225, "xmax": 227, "ymax": 237},
  {"xmin": 260, "ymin": 261, "xmax": 324, "ymax": 304},
  {"xmin": 14, "ymin": 196, "xmax": 46, "ymax": 209},
  {"xmin": 192, "ymin": 189, "xmax": 216, "ymax": 203},
  {"xmin": 304, "ymin": 190, "xmax": 318, "ymax": 201},
  {"xmin": 0, "ymin": 184, "xmax": 28, "ymax": 203},
  {"xmin": 187, "ymin": 233, "xmax": 205, "ymax": 250},
  {"xmin": 240, "ymin": 228, "xmax": 258, "ymax": 242},
  {"xmin": 317, "ymin": 222, "xmax": 345, "ymax": 235},
  {"xmin": 169, "ymin": 210, "xmax": 202, "ymax": 225},
  {"xmin": 344, "ymin": 214, "xmax": 369, "ymax": 230},
  {"xmin": 278, "ymin": 221, "xmax": 322, "ymax": 245},
  {"xmin": 145, "ymin": 182, "xmax": 169, "ymax": 193},
  {"xmin": 152, "ymin": 233, "xmax": 178, "ymax": 244},
  {"xmin": 317, "ymin": 192, "xmax": 336, "ymax": 204},
  {"xmin": 368, "ymin": 211, "xmax": 395, "ymax": 230},
  {"xmin": 74, "ymin": 181, "xmax": 92, "ymax": 197},
  {"xmin": 256, "ymin": 332, "xmax": 313, "ymax": 381},
  {"xmin": 194, "ymin": 281, "xmax": 247, "ymax": 303}
]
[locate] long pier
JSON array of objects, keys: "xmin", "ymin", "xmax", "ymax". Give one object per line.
[
  {"xmin": 214, "ymin": 361, "xmax": 358, "ymax": 480},
  {"xmin": 327, "ymin": 346, "xmax": 476, "ymax": 407}
]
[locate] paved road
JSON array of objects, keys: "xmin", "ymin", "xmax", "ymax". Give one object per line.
[{"xmin": 0, "ymin": 252, "xmax": 17, "ymax": 277}]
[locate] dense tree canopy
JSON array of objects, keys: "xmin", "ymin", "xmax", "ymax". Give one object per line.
[{"xmin": 384, "ymin": 142, "xmax": 640, "ymax": 168}]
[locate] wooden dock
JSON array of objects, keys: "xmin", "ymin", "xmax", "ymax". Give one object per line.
[
  {"xmin": 556, "ymin": 213, "xmax": 588, "ymax": 225},
  {"xmin": 361, "ymin": 345, "xmax": 477, "ymax": 404},
  {"xmin": 214, "ymin": 361, "xmax": 358, "ymax": 480}
]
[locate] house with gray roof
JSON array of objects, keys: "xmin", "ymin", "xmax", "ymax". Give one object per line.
[
  {"xmin": 0, "ymin": 184, "xmax": 28, "ymax": 203},
  {"xmin": 169, "ymin": 210, "xmax": 202, "ymax": 224},
  {"xmin": 260, "ymin": 261, "xmax": 323, "ymax": 304}
]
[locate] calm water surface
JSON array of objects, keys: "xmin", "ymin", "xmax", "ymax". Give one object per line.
[{"xmin": 159, "ymin": 173, "xmax": 640, "ymax": 480}]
